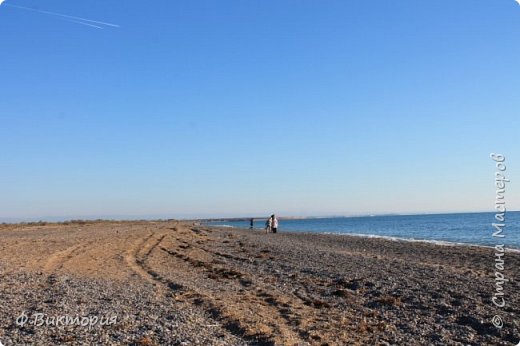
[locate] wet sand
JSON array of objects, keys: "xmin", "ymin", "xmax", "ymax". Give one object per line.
[{"xmin": 0, "ymin": 220, "xmax": 519, "ymax": 345}]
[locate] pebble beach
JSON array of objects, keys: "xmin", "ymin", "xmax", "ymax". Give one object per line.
[{"xmin": 0, "ymin": 220, "xmax": 519, "ymax": 345}]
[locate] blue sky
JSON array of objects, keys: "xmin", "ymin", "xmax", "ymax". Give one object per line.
[{"xmin": 1, "ymin": 0, "xmax": 519, "ymax": 220}]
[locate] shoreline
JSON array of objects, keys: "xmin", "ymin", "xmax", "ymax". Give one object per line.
[{"xmin": 205, "ymin": 224, "xmax": 520, "ymax": 253}]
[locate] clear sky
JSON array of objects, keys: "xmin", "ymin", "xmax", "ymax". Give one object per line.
[{"xmin": 1, "ymin": 0, "xmax": 519, "ymax": 220}]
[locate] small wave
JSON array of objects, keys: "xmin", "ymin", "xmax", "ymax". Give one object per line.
[{"xmin": 321, "ymin": 232, "xmax": 520, "ymax": 250}]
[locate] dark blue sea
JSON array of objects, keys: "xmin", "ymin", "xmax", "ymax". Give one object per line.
[{"xmin": 208, "ymin": 212, "xmax": 520, "ymax": 250}]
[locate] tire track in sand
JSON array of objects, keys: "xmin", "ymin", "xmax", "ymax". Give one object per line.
[
  {"xmin": 124, "ymin": 231, "xmax": 169, "ymax": 287},
  {"xmin": 124, "ymin": 226, "xmax": 281, "ymax": 344},
  {"xmin": 43, "ymin": 241, "xmax": 95, "ymax": 273},
  {"xmin": 152, "ymin": 226, "xmax": 316, "ymax": 345}
]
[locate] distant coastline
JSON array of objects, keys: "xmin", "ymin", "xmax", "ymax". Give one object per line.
[{"xmin": 3, "ymin": 210, "xmax": 519, "ymax": 224}]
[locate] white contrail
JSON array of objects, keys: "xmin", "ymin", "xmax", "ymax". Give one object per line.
[
  {"xmin": 65, "ymin": 18, "xmax": 104, "ymax": 29},
  {"xmin": 4, "ymin": 3, "xmax": 119, "ymax": 28}
]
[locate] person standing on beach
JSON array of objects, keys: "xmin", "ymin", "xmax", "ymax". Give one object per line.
[
  {"xmin": 265, "ymin": 217, "xmax": 272, "ymax": 234},
  {"xmin": 250, "ymin": 218, "xmax": 254, "ymax": 230},
  {"xmin": 271, "ymin": 214, "xmax": 278, "ymax": 233}
]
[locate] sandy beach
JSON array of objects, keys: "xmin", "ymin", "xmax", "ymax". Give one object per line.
[{"xmin": 0, "ymin": 220, "xmax": 518, "ymax": 345}]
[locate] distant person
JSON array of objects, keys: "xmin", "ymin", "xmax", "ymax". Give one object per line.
[
  {"xmin": 265, "ymin": 217, "xmax": 272, "ymax": 234},
  {"xmin": 250, "ymin": 218, "xmax": 254, "ymax": 230},
  {"xmin": 271, "ymin": 214, "xmax": 278, "ymax": 233}
]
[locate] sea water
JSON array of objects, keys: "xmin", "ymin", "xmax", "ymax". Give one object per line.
[{"xmin": 208, "ymin": 212, "xmax": 520, "ymax": 249}]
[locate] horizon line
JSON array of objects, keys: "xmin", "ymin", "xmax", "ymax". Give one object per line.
[{"xmin": 1, "ymin": 209, "xmax": 519, "ymax": 224}]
